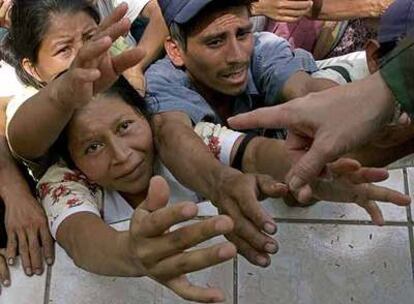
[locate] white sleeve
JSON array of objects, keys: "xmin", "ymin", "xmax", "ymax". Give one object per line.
[
  {"xmin": 194, "ymin": 122, "xmax": 244, "ymax": 166},
  {"xmin": 113, "ymin": 0, "xmax": 151, "ymax": 21}
]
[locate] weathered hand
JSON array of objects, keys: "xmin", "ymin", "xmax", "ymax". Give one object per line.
[
  {"xmin": 251, "ymin": 0, "xmax": 313, "ymax": 22},
  {"xmin": 128, "ymin": 176, "xmax": 236, "ymax": 303},
  {"xmin": 0, "ymin": 0, "xmax": 12, "ymax": 28},
  {"xmin": 309, "ymin": 159, "xmax": 411, "ymax": 225},
  {"xmin": 54, "ymin": 3, "xmax": 145, "ymax": 110},
  {"xmin": 4, "ymin": 192, "xmax": 53, "ymax": 277},
  {"xmin": 228, "ymin": 72, "xmax": 396, "ymax": 203},
  {"xmin": 211, "ymin": 169, "xmax": 288, "ymax": 267}
]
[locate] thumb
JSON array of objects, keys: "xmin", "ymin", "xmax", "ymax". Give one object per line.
[
  {"xmin": 287, "ymin": 144, "xmax": 332, "ymax": 192},
  {"xmin": 140, "ymin": 176, "xmax": 170, "ymax": 212},
  {"xmin": 227, "ymin": 104, "xmax": 292, "ymax": 130}
]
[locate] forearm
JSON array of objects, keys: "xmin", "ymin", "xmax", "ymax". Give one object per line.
[
  {"xmin": 8, "ymin": 85, "xmax": 75, "ymax": 160},
  {"xmin": 136, "ymin": 0, "xmax": 167, "ymax": 71},
  {"xmin": 57, "ymin": 213, "xmax": 143, "ymax": 277},
  {"xmin": 153, "ymin": 113, "xmax": 235, "ymax": 198},
  {"xmin": 309, "ymin": 0, "xmax": 393, "ymax": 20}
]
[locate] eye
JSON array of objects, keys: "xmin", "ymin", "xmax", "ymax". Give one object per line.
[
  {"xmin": 55, "ymin": 46, "xmax": 71, "ymax": 56},
  {"xmin": 117, "ymin": 120, "xmax": 134, "ymax": 134},
  {"xmin": 237, "ymin": 30, "xmax": 251, "ymax": 40},
  {"xmin": 206, "ymin": 39, "xmax": 224, "ymax": 48},
  {"xmin": 85, "ymin": 142, "xmax": 103, "ymax": 155}
]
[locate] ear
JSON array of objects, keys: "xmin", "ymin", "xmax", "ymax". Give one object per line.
[
  {"xmin": 22, "ymin": 58, "xmax": 43, "ymax": 83},
  {"xmin": 365, "ymin": 39, "xmax": 380, "ymax": 74},
  {"xmin": 164, "ymin": 36, "xmax": 185, "ymax": 67}
]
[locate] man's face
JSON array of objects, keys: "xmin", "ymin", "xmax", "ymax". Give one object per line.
[{"xmin": 178, "ymin": 6, "xmax": 254, "ymax": 96}]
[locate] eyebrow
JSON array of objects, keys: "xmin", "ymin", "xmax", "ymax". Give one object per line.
[{"xmin": 201, "ymin": 22, "xmax": 253, "ymax": 43}]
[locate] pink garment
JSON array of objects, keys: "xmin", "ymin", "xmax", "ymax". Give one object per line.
[{"xmin": 267, "ymin": 19, "xmax": 324, "ymax": 52}]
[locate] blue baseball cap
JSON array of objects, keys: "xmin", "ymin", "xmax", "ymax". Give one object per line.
[
  {"xmin": 158, "ymin": 0, "xmax": 217, "ymax": 26},
  {"xmin": 378, "ymin": 0, "xmax": 414, "ymax": 44}
]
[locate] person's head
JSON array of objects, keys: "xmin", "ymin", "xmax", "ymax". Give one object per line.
[
  {"xmin": 62, "ymin": 76, "xmax": 154, "ymax": 196},
  {"xmin": 8, "ymin": 0, "xmax": 100, "ymax": 89},
  {"xmin": 160, "ymin": 0, "xmax": 255, "ymax": 97},
  {"xmin": 365, "ymin": 0, "xmax": 414, "ymax": 73}
]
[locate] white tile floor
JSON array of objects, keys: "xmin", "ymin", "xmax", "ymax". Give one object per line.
[{"xmin": 2, "ymin": 168, "xmax": 414, "ymax": 304}]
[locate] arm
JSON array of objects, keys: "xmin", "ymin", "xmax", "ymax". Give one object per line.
[
  {"xmin": 308, "ymin": 0, "xmax": 394, "ymax": 20},
  {"xmin": 152, "ymin": 112, "xmax": 285, "ymax": 267}
]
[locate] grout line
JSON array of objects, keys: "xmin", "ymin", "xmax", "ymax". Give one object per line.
[
  {"xmin": 403, "ymin": 168, "xmax": 414, "ymax": 281},
  {"xmin": 43, "ymin": 265, "xmax": 52, "ymax": 304},
  {"xmin": 271, "ymin": 217, "xmax": 412, "ymax": 227},
  {"xmin": 233, "ymin": 256, "xmax": 238, "ymax": 304}
]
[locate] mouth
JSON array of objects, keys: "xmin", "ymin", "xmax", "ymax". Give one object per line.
[
  {"xmin": 221, "ymin": 67, "xmax": 248, "ymax": 85},
  {"xmin": 114, "ymin": 159, "xmax": 145, "ymax": 181}
]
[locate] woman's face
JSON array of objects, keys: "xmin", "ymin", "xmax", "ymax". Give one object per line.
[
  {"xmin": 25, "ymin": 11, "xmax": 98, "ymax": 83},
  {"xmin": 67, "ymin": 96, "xmax": 154, "ymax": 195}
]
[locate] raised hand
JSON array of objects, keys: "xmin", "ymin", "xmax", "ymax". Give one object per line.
[
  {"xmin": 127, "ymin": 176, "xmax": 237, "ymax": 303},
  {"xmin": 251, "ymin": 0, "xmax": 313, "ymax": 22},
  {"xmin": 210, "ymin": 169, "xmax": 288, "ymax": 267},
  {"xmin": 54, "ymin": 3, "xmax": 145, "ymax": 110}
]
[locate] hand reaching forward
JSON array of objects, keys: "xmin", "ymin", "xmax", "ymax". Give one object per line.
[
  {"xmin": 251, "ymin": 0, "xmax": 313, "ymax": 22},
  {"xmin": 307, "ymin": 159, "xmax": 411, "ymax": 225},
  {"xmin": 53, "ymin": 3, "xmax": 145, "ymax": 110},
  {"xmin": 127, "ymin": 176, "xmax": 237, "ymax": 303}
]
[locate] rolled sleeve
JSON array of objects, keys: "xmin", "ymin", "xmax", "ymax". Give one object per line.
[
  {"xmin": 251, "ymin": 32, "xmax": 318, "ymax": 105},
  {"xmin": 380, "ymin": 37, "xmax": 414, "ymax": 116}
]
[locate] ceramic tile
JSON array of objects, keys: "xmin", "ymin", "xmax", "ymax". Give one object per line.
[
  {"xmin": 260, "ymin": 169, "xmax": 408, "ymax": 222},
  {"xmin": 0, "ymin": 258, "xmax": 47, "ymax": 304},
  {"xmin": 238, "ymin": 224, "xmax": 414, "ymax": 304},
  {"xmin": 48, "ymin": 220, "xmax": 233, "ymax": 304}
]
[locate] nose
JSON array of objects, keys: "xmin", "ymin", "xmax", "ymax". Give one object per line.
[
  {"xmin": 110, "ymin": 137, "xmax": 131, "ymax": 165},
  {"xmin": 225, "ymin": 36, "xmax": 245, "ymax": 64}
]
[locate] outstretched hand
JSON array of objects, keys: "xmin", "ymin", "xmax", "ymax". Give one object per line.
[
  {"xmin": 54, "ymin": 3, "xmax": 145, "ymax": 110},
  {"xmin": 306, "ymin": 159, "xmax": 411, "ymax": 225},
  {"xmin": 128, "ymin": 176, "xmax": 237, "ymax": 303}
]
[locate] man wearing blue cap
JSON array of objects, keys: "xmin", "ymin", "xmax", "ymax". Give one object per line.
[{"xmin": 145, "ymin": 0, "xmax": 339, "ymax": 267}]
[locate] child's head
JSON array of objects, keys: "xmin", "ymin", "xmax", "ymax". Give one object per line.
[
  {"xmin": 365, "ymin": 0, "xmax": 414, "ymax": 73},
  {"xmin": 62, "ymin": 77, "xmax": 154, "ymax": 196},
  {"xmin": 8, "ymin": 0, "xmax": 100, "ymax": 88}
]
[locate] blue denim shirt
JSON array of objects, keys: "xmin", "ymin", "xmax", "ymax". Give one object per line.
[{"xmin": 145, "ymin": 32, "xmax": 318, "ymax": 125}]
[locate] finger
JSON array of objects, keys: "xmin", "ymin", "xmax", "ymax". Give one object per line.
[
  {"xmin": 5, "ymin": 231, "xmax": 17, "ymax": 265},
  {"xmin": 40, "ymin": 226, "xmax": 54, "ymax": 266},
  {"xmin": 278, "ymin": 1, "xmax": 313, "ymax": 10},
  {"xmin": 153, "ymin": 215, "xmax": 234, "ymax": 260},
  {"xmin": 276, "ymin": 8, "xmax": 312, "ymax": 18},
  {"xmin": 346, "ymin": 167, "xmax": 389, "ymax": 184},
  {"xmin": 256, "ymin": 175, "xmax": 288, "ymax": 200},
  {"xmin": 111, "ymin": 47, "xmax": 146, "ymax": 76},
  {"xmin": 70, "ymin": 68, "xmax": 101, "ymax": 84},
  {"xmin": 96, "ymin": 2, "xmax": 129, "ymax": 34},
  {"xmin": 225, "ymin": 233, "xmax": 271, "ymax": 267},
  {"xmin": 152, "ymin": 242, "xmax": 236, "ymax": 280},
  {"xmin": 296, "ymin": 184, "xmax": 314, "ymax": 204},
  {"xmin": 140, "ymin": 176, "xmax": 170, "ymax": 212},
  {"xmin": 95, "ymin": 18, "xmax": 131, "ymax": 43},
  {"xmin": 27, "ymin": 230, "xmax": 43, "ymax": 275},
  {"xmin": 228, "ymin": 104, "xmax": 293, "ymax": 130},
  {"xmin": 167, "ymin": 275, "xmax": 225, "ymax": 303},
  {"xmin": 17, "ymin": 230, "xmax": 32, "ymax": 276},
  {"xmin": 0, "ymin": 253, "xmax": 10, "ymax": 288},
  {"xmin": 363, "ymin": 184, "xmax": 411, "ymax": 206},
  {"xmin": 357, "ymin": 200, "xmax": 384, "ymax": 226},
  {"xmin": 136, "ymin": 201, "xmax": 198, "ymax": 237},
  {"xmin": 75, "ymin": 37, "xmax": 112, "ymax": 67},
  {"xmin": 328, "ymin": 158, "xmax": 361, "ymax": 175}
]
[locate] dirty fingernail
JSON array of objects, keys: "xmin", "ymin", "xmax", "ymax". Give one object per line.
[
  {"xmin": 7, "ymin": 258, "xmax": 14, "ymax": 265},
  {"xmin": 3, "ymin": 279, "xmax": 10, "ymax": 287},
  {"xmin": 264, "ymin": 222, "xmax": 277, "ymax": 234},
  {"xmin": 25, "ymin": 268, "xmax": 32, "ymax": 276},
  {"xmin": 46, "ymin": 258, "xmax": 54, "ymax": 265},
  {"xmin": 289, "ymin": 176, "xmax": 305, "ymax": 191},
  {"xmin": 256, "ymin": 255, "xmax": 270, "ymax": 267},
  {"xmin": 264, "ymin": 242, "xmax": 278, "ymax": 254},
  {"xmin": 35, "ymin": 268, "xmax": 43, "ymax": 275}
]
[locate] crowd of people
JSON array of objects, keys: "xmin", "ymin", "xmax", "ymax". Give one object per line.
[{"xmin": 0, "ymin": 0, "xmax": 413, "ymax": 302}]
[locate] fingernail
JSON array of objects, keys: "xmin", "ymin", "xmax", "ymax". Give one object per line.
[
  {"xmin": 35, "ymin": 268, "xmax": 43, "ymax": 275},
  {"xmin": 264, "ymin": 242, "xmax": 278, "ymax": 254},
  {"xmin": 3, "ymin": 279, "xmax": 10, "ymax": 287},
  {"xmin": 7, "ymin": 258, "xmax": 14, "ymax": 265},
  {"xmin": 218, "ymin": 245, "xmax": 235, "ymax": 260},
  {"xmin": 181, "ymin": 204, "xmax": 197, "ymax": 217},
  {"xmin": 256, "ymin": 255, "xmax": 270, "ymax": 267},
  {"xmin": 264, "ymin": 222, "xmax": 277, "ymax": 234},
  {"xmin": 46, "ymin": 258, "xmax": 54, "ymax": 265},
  {"xmin": 25, "ymin": 267, "xmax": 32, "ymax": 276},
  {"xmin": 289, "ymin": 176, "xmax": 305, "ymax": 191}
]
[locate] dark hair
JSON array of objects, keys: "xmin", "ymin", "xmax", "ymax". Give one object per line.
[
  {"xmin": 9, "ymin": 0, "xmax": 100, "ymax": 89},
  {"xmin": 55, "ymin": 76, "xmax": 149, "ymax": 168},
  {"xmin": 169, "ymin": 0, "xmax": 254, "ymax": 50}
]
